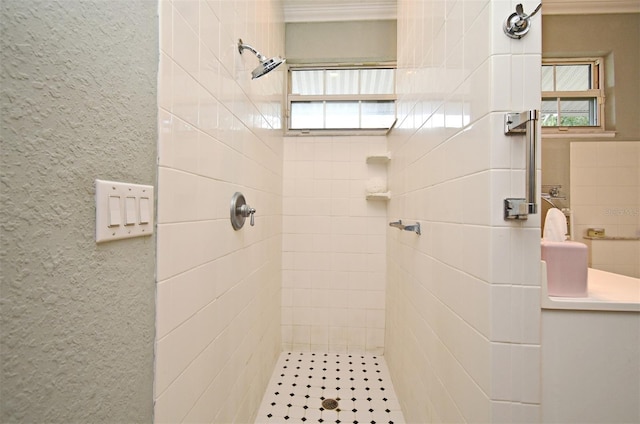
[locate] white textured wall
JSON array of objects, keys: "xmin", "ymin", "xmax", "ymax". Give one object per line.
[
  {"xmin": 154, "ymin": 0, "xmax": 285, "ymax": 422},
  {"xmin": 0, "ymin": 1, "xmax": 157, "ymax": 422},
  {"xmin": 282, "ymin": 136, "xmax": 388, "ymax": 354},
  {"xmin": 386, "ymin": 0, "xmax": 542, "ymax": 422}
]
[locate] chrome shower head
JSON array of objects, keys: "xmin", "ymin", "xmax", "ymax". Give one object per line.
[
  {"xmin": 238, "ymin": 39, "xmax": 285, "ymax": 79},
  {"xmin": 250, "ymin": 56, "xmax": 286, "ymax": 79}
]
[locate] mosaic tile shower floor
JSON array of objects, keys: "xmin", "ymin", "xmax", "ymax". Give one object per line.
[{"xmin": 255, "ymin": 352, "xmax": 405, "ymax": 424}]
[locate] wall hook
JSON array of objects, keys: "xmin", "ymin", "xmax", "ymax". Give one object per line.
[{"xmin": 503, "ymin": 3, "xmax": 542, "ymax": 39}]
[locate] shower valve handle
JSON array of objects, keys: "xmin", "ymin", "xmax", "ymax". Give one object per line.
[{"xmin": 240, "ymin": 204, "xmax": 256, "ymax": 226}]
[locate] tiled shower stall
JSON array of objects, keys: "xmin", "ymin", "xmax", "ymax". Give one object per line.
[{"xmin": 154, "ymin": 0, "xmax": 542, "ymax": 422}]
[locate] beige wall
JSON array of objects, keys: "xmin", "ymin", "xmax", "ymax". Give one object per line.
[
  {"xmin": 286, "ymin": 20, "xmax": 397, "ymax": 64},
  {"xmin": 0, "ymin": 1, "xmax": 157, "ymax": 422},
  {"xmin": 543, "ymin": 13, "xmax": 640, "ymax": 141},
  {"xmin": 154, "ymin": 0, "xmax": 285, "ymax": 422},
  {"xmin": 541, "ymin": 13, "xmax": 640, "ymax": 210}
]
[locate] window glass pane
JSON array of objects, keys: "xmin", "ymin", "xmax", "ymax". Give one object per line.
[
  {"xmin": 556, "ymin": 65, "xmax": 591, "ymax": 91},
  {"xmin": 541, "ymin": 99, "xmax": 558, "ymax": 126},
  {"xmin": 326, "ymin": 70, "xmax": 359, "ymax": 95},
  {"xmin": 288, "ymin": 67, "xmax": 396, "ymax": 131},
  {"xmin": 541, "ymin": 65, "xmax": 554, "ymax": 91},
  {"xmin": 291, "ymin": 70, "xmax": 324, "ymax": 95},
  {"xmin": 361, "ymin": 101, "xmax": 396, "ymax": 128},
  {"xmin": 559, "ymin": 98, "xmax": 597, "ymax": 126},
  {"xmin": 291, "ymin": 102, "xmax": 324, "ymax": 129},
  {"xmin": 325, "ymin": 101, "xmax": 359, "ymax": 128},
  {"xmin": 360, "ymin": 69, "xmax": 395, "ymax": 94}
]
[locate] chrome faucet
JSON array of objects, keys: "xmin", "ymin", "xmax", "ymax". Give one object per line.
[{"xmin": 389, "ymin": 220, "xmax": 421, "ymax": 235}]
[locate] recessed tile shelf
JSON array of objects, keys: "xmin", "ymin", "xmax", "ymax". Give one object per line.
[
  {"xmin": 366, "ymin": 154, "xmax": 390, "ymax": 201},
  {"xmin": 365, "ymin": 154, "xmax": 391, "ymax": 164},
  {"xmin": 366, "ymin": 192, "xmax": 391, "ymax": 200}
]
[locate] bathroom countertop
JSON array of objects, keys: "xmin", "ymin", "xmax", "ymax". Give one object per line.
[
  {"xmin": 541, "ymin": 263, "xmax": 640, "ymax": 312},
  {"xmin": 584, "ymin": 236, "xmax": 640, "ymax": 241}
]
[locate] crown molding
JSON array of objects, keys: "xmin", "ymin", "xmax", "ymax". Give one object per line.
[
  {"xmin": 284, "ymin": 0, "xmax": 396, "ymax": 23},
  {"xmin": 282, "ymin": 0, "xmax": 638, "ymax": 23},
  {"xmin": 542, "ymin": 0, "xmax": 640, "ymax": 15}
]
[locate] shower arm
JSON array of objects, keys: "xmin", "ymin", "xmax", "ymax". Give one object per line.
[{"xmin": 238, "ymin": 40, "xmax": 267, "ymax": 62}]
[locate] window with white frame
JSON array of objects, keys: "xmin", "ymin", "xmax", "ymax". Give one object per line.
[
  {"xmin": 287, "ymin": 66, "xmax": 396, "ymax": 132},
  {"xmin": 541, "ymin": 58, "xmax": 605, "ymax": 132}
]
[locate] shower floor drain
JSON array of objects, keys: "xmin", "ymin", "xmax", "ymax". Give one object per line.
[{"xmin": 321, "ymin": 398, "xmax": 339, "ymax": 410}]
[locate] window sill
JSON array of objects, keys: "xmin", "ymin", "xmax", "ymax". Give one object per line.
[
  {"xmin": 542, "ymin": 130, "xmax": 616, "ymax": 139},
  {"xmin": 285, "ymin": 128, "xmax": 391, "ymax": 137}
]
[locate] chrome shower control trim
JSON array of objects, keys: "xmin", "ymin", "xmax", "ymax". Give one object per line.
[{"xmin": 230, "ymin": 192, "xmax": 256, "ymax": 230}]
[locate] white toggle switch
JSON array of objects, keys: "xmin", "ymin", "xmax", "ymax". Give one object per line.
[
  {"xmin": 95, "ymin": 180, "xmax": 154, "ymax": 243},
  {"xmin": 124, "ymin": 197, "xmax": 136, "ymax": 226},
  {"xmin": 108, "ymin": 196, "xmax": 121, "ymax": 227},
  {"xmin": 139, "ymin": 197, "xmax": 150, "ymax": 224}
]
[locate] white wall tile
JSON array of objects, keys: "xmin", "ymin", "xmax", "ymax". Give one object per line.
[
  {"xmin": 282, "ymin": 131, "xmax": 388, "ymax": 354},
  {"xmin": 155, "ymin": 0, "xmax": 285, "ymax": 422},
  {"xmin": 520, "ymin": 344, "xmax": 541, "ymax": 404},
  {"xmin": 491, "ymin": 400, "xmax": 513, "ymax": 423},
  {"xmin": 387, "ymin": 0, "xmax": 542, "ymax": 421},
  {"xmin": 571, "ymin": 142, "xmax": 640, "ymax": 277}
]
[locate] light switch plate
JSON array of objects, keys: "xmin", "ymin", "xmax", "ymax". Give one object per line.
[{"xmin": 95, "ymin": 179, "xmax": 154, "ymax": 243}]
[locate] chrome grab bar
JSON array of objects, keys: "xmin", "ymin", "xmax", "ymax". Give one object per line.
[
  {"xmin": 504, "ymin": 110, "xmax": 539, "ymax": 220},
  {"xmin": 389, "ymin": 220, "xmax": 421, "ymax": 235}
]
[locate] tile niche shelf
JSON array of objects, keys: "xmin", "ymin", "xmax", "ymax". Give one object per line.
[
  {"xmin": 365, "ymin": 153, "xmax": 391, "ymax": 201},
  {"xmin": 366, "ymin": 192, "xmax": 391, "ymax": 200},
  {"xmin": 365, "ymin": 153, "xmax": 391, "ymax": 164}
]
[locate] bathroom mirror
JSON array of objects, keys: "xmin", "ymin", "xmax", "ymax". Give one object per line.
[{"xmin": 541, "ymin": 11, "xmax": 640, "ymax": 279}]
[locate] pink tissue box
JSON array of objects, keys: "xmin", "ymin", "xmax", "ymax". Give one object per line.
[{"xmin": 541, "ymin": 241, "xmax": 588, "ymax": 297}]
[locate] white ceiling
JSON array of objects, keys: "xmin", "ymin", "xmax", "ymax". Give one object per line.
[{"xmin": 282, "ymin": 0, "xmax": 640, "ymax": 23}]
